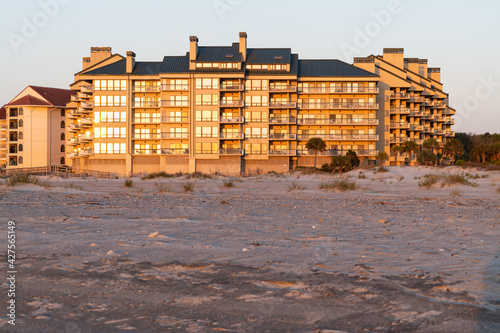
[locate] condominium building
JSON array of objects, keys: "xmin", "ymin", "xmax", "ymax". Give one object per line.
[
  {"xmin": 2, "ymin": 86, "xmax": 75, "ymax": 169},
  {"xmin": 0, "ymin": 106, "xmax": 6, "ymax": 168},
  {"xmin": 66, "ymin": 32, "xmax": 382, "ymax": 175},
  {"xmin": 354, "ymin": 49, "xmax": 456, "ymax": 165}
]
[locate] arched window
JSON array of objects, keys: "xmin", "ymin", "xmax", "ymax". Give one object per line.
[
  {"xmin": 19, "ymin": 119, "xmax": 23, "ymax": 127},
  {"xmin": 61, "ymin": 120, "xmax": 65, "ymax": 128},
  {"xmin": 19, "ymin": 107, "xmax": 23, "ymax": 115},
  {"xmin": 61, "ymin": 109, "xmax": 65, "ymax": 117},
  {"xmin": 60, "ymin": 157, "xmax": 65, "ymax": 165},
  {"xmin": 60, "ymin": 145, "xmax": 65, "ymax": 152},
  {"xmin": 19, "ymin": 132, "xmax": 23, "ymax": 140},
  {"xmin": 60, "ymin": 132, "xmax": 65, "ymax": 140},
  {"xmin": 18, "ymin": 156, "xmax": 23, "ymax": 164},
  {"xmin": 19, "ymin": 144, "xmax": 23, "ymax": 152}
]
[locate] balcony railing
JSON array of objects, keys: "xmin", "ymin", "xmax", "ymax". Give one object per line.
[
  {"xmin": 268, "ymin": 117, "xmax": 296, "ymax": 124},
  {"xmin": 133, "ymin": 86, "xmax": 161, "ymax": 92},
  {"xmin": 133, "ymin": 149, "xmax": 161, "ymax": 155},
  {"xmin": 390, "ymin": 137, "xmax": 410, "ymax": 143},
  {"xmin": 161, "ymin": 84, "xmax": 189, "ymax": 91},
  {"xmin": 161, "ymin": 116, "xmax": 188, "ymax": 123},
  {"xmin": 67, "ymin": 152, "xmax": 79, "ymax": 158},
  {"xmin": 219, "ymin": 116, "xmax": 244, "ymax": 123},
  {"xmin": 268, "ymin": 133, "xmax": 296, "ymax": 140},
  {"xmin": 78, "ymin": 92, "xmax": 92, "ymax": 99},
  {"xmin": 133, "ymin": 117, "xmax": 161, "ymax": 123},
  {"xmin": 81, "ymin": 101, "xmax": 93, "ymax": 108},
  {"xmin": 299, "ymin": 103, "xmax": 379, "ymax": 109},
  {"xmin": 390, "ymin": 122, "xmax": 410, "ymax": 129},
  {"xmin": 410, "ymin": 96, "xmax": 424, "ymax": 103},
  {"xmin": 67, "ymin": 110, "xmax": 81, "ymax": 119},
  {"xmin": 298, "ymin": 87, "xmax": 379, "ymax": 93},
  {"xmin": 219, "ymin": 100, "xmax": 244, "ymax": 107},
  {"xmin": 390, "ymin": 107, "xmax": 411, "ymax": 114},
  {"xmin": 132, "ymin": 133, "xmax": 161, "ymax": 139},
  {"xmin": 68, "ymin": 138, "xmax": 80, "ymax": 145},
  {"xmin": 80, "ymin": 134, "xmax": 93, "ymax": 141},
  {"xmin": 269, "ymin": 101, "xmax": 297, "ymax": 108},
  {"xmin": 80, "ymin": 85, "xmax": 94, "ymax": 93},
  {"xmin": 297, "ymin": 134, "xmax": 379, "ymax": 141},
  {"xmin": 390, "ymin": 92, "xmax": 410, "ymax": 99},
  {"xmin": 161, "ymin": 132, "xmax": 189, "ymax": 139},
  {"xmin": 298, "ymin": 149, "xmax": 379, "ymax": 156},
  {"xmin": 161, "ymin": 148, "xmax": 189, "ymax": 155},
  {"xmin": 67, "ymin": 125, "xmax": 79, "ymax": 132},
  {"xmin": 219, "ymin": 133, "xmax": 244, "ymax": 139},
  {"xmin": 219, "ymin": 148, "xmax": 244, "ymax": 155},
  {"xmin": 268, "ymin": 149, "xmax": 296, "ymax": 156},
  {"xmin": 161, "ymin": 100, "xmax": 189, "ymax": 107},
  {"xmin": 297, "ymin": 118, "xmax": 379, "ymax": 125},
  {"xmin": 70, "ymin": 95, "xmax": 79, "ymax": 102},
  {"xmin": 80, "ymin": 149, "xmax": 94, "ymax": 156},
  {"xmin": 80, "ymin": 118, "xmax": 93, "ymax": 126},
  {"xmin": 409, "ymin": 111, "xmax": 424, "ymax": 117},
  {"xmin": 269, "ymin": 85, "xmax": 297, "ymax": 92},
  {"xmin": 445, "ymin": 131, "xmax": 455, "ymax": 137},
  {"xmin": 220, "ymin": 84, "xmax": 244, "ymax": 91},
  {"xmin": 9, "ymin": 124, "xmax": 18, "ymax": 129},
  {"xmin": 409, "ymin": 124, "xmax": 424, "ymax": 131},
  {"xmin": 133, "ymin": 101, "xmax": 160, "ymax": 108}
]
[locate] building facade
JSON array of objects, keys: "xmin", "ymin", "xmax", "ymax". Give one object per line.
[
  {"xmin": 0, "ymin": 106, "xmax": 6, "ymax": 168},
  {"xmin": 65, "ymin": 33, "xmax": 454, "ymax": 175},
  {"xmin": 2, "ymin": 86, "xmax": 74, "ymax": 169}
]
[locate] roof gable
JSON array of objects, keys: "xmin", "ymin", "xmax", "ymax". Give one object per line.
[
  {"xmin": 160, "ymin": 55, "xmax": 190, "ymax": 73},
  {"xmin": 299, "ymin": 60, "xmax": 379, "ymax": 77},
  {"xmin": 83, "ymin": 60, "xmax": 162, "ymax": 76}
]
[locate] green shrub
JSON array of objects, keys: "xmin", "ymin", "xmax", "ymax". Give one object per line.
[
  {"xmin": 141, "ymin": 172, "xmax": 175, "ymax": 180},
  {"xmin": 155, "ymin": 183, "xmax": 170, "ymax": 193},
  {"xmin": 183, "ymin": 182, "xmax": 194, "ymax": 192},
  {"xmin": 7, "ymin": 173, "xmax": 50, "ymax": 188},
  {"xmin": 418, "ymin": 173, "xmax": 477, "ymax": 189},
  {"xmin": 124, "ymin": 179, "xmax": 133, "ymax": 187},
  {"xmin": 320, "ymin": 178, "xmax": 357, "ymax": 191},
  {"xmin": 222, "ymin": 179, "xmax": 234, "ymax": 188},
  {"xmin": 455, "ymin": 160, "xmax": 465, "ymax": 166}
]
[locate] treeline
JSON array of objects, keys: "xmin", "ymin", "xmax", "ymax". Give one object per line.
[{"xmin": 455, "ymin": 132, "xmax": 500, "ymax": 164}]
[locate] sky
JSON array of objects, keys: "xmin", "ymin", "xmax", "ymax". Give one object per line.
[{"xmin": 0, "ymin": 0, "xmax": 499, "ymax": 134}]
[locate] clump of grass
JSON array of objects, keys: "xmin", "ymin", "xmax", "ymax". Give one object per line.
[
  {"xmin": 418, "ymin": 173, "xmax": 478, "ymax": 189},
  {"xmin": 7, "ymin": 173, "xmax": 50, "ymax": 188},
  {"xmin": 358, "ymin": 172, "xmax": 366, "ymax": 179},
  {"xmin": 418, "ymin": 174, "xmax": 442, "ymax": 189},
  {"xmin": 222, "ymin": 179, "xmax": 235, "ymax": 188},
  {"xmin": 398, "ymin": 175, "xmax": 405, "ymax": 182},
  {"xmin": 497, "ymin": 185, "xmax": 500, "ymax": 194},
  {"xmin": 443, "ymin": 174, "xmax": 476, "ymax": 187},
  {"xmin": 66, "ymin": 183, "xmax": 83, "ymax": 191},
  {"xmin": 183, "ymin": 181, "xmax": 194, "ymax": 192},
  {"xmin": 320, "ymin": 178, "xmax": 357, "ymax": 191},
  {"xmin": 124, "ymin": 178, "xmax": 133, "ymax": 188},
  {"xmin": 187, "ymin": 172, "xmax": 212, "ymax": 179},
  {"xmin": 376, "ymin": 166, "xmax": 388, "ymax": 173},
  {"xmin": 450, "ymin": 188, "xmax": 463, "ymax": 197},
  {"xmin": 141, "ymin": 172, "xmax": 175, "ymax": 180},
  {"xmin": 155, "ymin": 183, "xmax": 170, "ymax": 193},
  {"xmin": 267, "ymin": 170, "xmax": 284, "ymax": 178},
  {"xmin": 287, "ymin": 182, "xmax": 305, "ymax": 191}
]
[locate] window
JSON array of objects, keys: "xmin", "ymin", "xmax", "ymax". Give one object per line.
[
  {"xmin": 246, "ymin": 79, "xmax": 268, "ymax": 91},
  {"xmin": 94, "ymin": 80, "xmax": 126, "ymax": 91},
  {"xmin": 94, "ymin": 95, "xmax": 126, "ymax": 106},
  {"xmin": 94, "ymin": 111, "xmax": 126, "ymax": 123},
  {"xmin": 195, "ymin": 110, "xmax": 218, "ymax": 122},
  {"xmin": 195, "ymin": 78, "xmax": 218, "ymax": 89},
  {"xmin": 60, "ymin": 145, "xmax": 65, "ymax": 152},
  {"xmin": 19, "ymin": 132, "xmax": 23, "ymax": 140},
  {"xmin": 19, "ymin": 144, "xmax": 23, "ymax": 152},
  {"xmin": 245, "ymin": 95, "xmax": 268, "ymax": 107},
  {"xmin": 134, "ymin": 144, "xmax": 160, "ymax": 155},
  {"xmin": 195, "ymin": 142, "xmax": 218, "ymax": 154},
  {"xmin": 134, "ymin": 97, "xmax": 160, "ymax": 108},
  {"xmin": 19, "ymin": 120, "xmax": 23, "ymax": 127},
  {"xmin": 94, "ymin": 127, "xmax": 126, "ymax": 138},
  {"xmin": 245, "ymin": 143, "xmax": 267, "ymax": 155},
  {"xmin": 95, "ymin": 142, "xmax": 127, "ymax": 154},
  {"xmin": 164, "ymin": 79, "xmax": 189, "ymax": 90},
  {"xmin": 61, "ymin": 133, "xmax": 65, "ymax": 140},
  {"xmin": 245, "ymin": 127, "xmax": 268, "ymax": 139},
  {"xmin": 195, "ymin": 126, "xmax": 218, "ymax": 138},
  {"xmin": 61, "ymin": 120, "xmax": 65, "ymax": 128},
  {"xmin": 18, "ymin": 157, "xmax": 23, "ymax": 164},
  {"xmin": 61, "ymin": 109, "xmax": 65, "ymax": 117},
  {"xmin": 245, "ymin": 111, "xmax": 267, "ymax": 122},
  {"xmin": 134, "ymin": 81, "xmax": 160, "ymax": 92},
  {"xmin": 195, "ymin": 94, "xmax": 218, "ymax": 106},
  {"xmin": 60, "ymin": 157, "xmax": 65, "ymax": 165},
  {"xmin": 19, "ymin": 108, "xmax": 23, "ymax": 115}
]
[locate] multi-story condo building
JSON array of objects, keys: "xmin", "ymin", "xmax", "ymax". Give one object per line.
[
  {"xmin": 354, "ymin": 49, "xmax": 456, "ymax": 165},
  {"xmin": 2, "ymin": 86, "xmax": 74, "ymax": 169},
  {"xmin": 0, "ymin": 106, "xmax": 6, "ymax": 168},
  {"xmin": 66, "ymin": 33, "xmax": 382, "ymax": 175}
]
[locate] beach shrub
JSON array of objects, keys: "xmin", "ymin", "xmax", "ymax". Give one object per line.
[
  {"xmin": 141, "ymin": 172, "xmax": 175, "ymax": 180},
  {"xmin": 7, "ymin": 173, "xmax": 50, "ymax": 188},
  {"xmin": 183, "ymin": 182, "xmax": 194, "ymax": 192},
  {"xmin": 124, "ymin": 179, "xmax": 133, "ymax": 187},
  {"xmin": 320, "ymin": 178, "xmax": 357, "ymax": 191},
  {"xmin": 287, "ymin": 182, "xmax": 305, "ymax": 191},
  {"xmin": 222, "ymin": 179, "xmax": 234, "ymax": 188}
]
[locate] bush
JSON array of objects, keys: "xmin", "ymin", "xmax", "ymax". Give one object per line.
[
  {"xmin": 187, "ymin": 172, "xmax": 212, "ymax": 179},
  {"xmin": 183, "ymin": 182, "xmax": 194, "ymax": 192},
  {"xmin": 7, "ymin": 173, "xmax": 50, "ymax": 188},
  {"xmin": 455, "ymin": 160, "xmax": 465, "ymax": 166},
  {"xmin": 376, "ymin": 166, "xmax": 388, "ymax": 173},
  {"xmin": 141, "ymin": 172, "xmax": 175, "ymax": 180},
  {"xmin": 155, "ymin": 183, "xmax": 170, "ymax": 193},
  {"xmin": 124, "ymin": 179, "xmax": 133, "ymax": 187},
  {"xmin": 418, "ymin": 173, "xmax": 477, "ymax": 189},
  {"xmin": 417, "ymin": 150, "xmax": 437, "ymax": 166},
  {"xmin": 320, "ymin": 178, "xmax": 357, "ymax": 191},
  {"xmin": 222, "ymin": 179, "xmax": 234, "ymax": 188}
]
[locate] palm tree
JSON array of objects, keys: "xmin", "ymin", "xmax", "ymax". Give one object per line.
[
  {"xmin": 443, "ymin": 138, "xmax": 464, "ymax": 164},
  {"xmin": 391, "ymin": 145, "xmax": 404, "ymax": 165},
  {"xmin": 423, "ymin": 138, "xmax": 440, "ymax": 154},
  {"xmin": 375, "ymin": 151, "xmax": 389, "ymax": 166},
  {"xmin": 306, "ymin": 137, "xmax": 326, "ymax": 170},
  {"xmin": 403, "ymin": 140, "xmax": 419, "ymax": 164}
]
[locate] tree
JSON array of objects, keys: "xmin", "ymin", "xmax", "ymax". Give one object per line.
[
  {"xmin": 443, "ymin": 138, "xmax": 464, "ymax": 164},
  {"xmin": 423, "ymin": 138, "xmax": 440, "ymax": 154},
  {"xmin": 417, "ymin": 150, "xmax": 437, "ymax": 166},
  {"xmin": 330, "ymin": 156, "xmax": 351, "ymax": 173},
  {"xmin": 375, "ymin": 151, "xmax": 389, "ymax": 166},
  {"xmin": 346, "ymin": 150, "xmax": 360, "ymax": 169},
  {"xmin": 391, "ymin": 145, "xmax": 404, "ymax": 164},
  {"xmin": 402, "ymin": 140, "xmax": 419, "ymax": 162},
  {"xmin": 306, "ymin": 137, "xmax": 327, "ymax": 170}
]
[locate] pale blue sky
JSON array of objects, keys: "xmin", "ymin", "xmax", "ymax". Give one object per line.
[{"xmin": 1, "ymin": 0, "xmax": 499, "ymax": 133}]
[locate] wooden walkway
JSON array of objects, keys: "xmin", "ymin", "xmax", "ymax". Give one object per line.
[{"xmin": 0, "ymin": 166, "xmax": 124, "ymax": 179}]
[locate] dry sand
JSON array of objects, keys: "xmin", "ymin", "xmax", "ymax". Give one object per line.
[{"xmin": 0, "ymin": 166, "xmax": 499, "ymax": 332}]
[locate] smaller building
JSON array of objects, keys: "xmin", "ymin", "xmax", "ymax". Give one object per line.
[{"xmin": 2, "ymin": 86, "xmax": 75, "ymax": 169}]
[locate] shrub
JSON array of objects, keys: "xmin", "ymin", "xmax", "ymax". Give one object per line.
[
  {"xmin": 222, "ymin": 179, "xmax": 234, "ymax": 188},
  {"xmin": 497, "ymin": 185, "xmax": 500, "ymax": 194},
  {"xmin": 287, "ymin": 182, "xmax": 305, "ymax": 191},
  {"xmin": 183, "ymin": 182, "xmax": 194, "ymax": 192},
  {"xmin": 187, "ymin": 172, "xmax": 212, "ymax": 179},
  {"xmin": 376, "ymin": 166, "xmax": 388, "ymax": 173},
  {"xmin": 418, "ymin": 173, "xmax": 477, "ymax": 189},
  {"xmin": 320, "ymin": 178, "xmax": 356, "ymax": 191},
  {"xmin": 358, "ymin": 172, "xmax": 366, "ymax": 179},
  {"xmin": 7, "ymin": 173, "xmax": 50, "ymax": 188},
  {"xmin": 124, "ymin": 179, "xmax": 133, "ymax": 187},
  {"xmin": 417, "ymin": 150, "xmax": 437, "ymax": 166},
  {"xmin": 155, "ymin": 183, "xmax": 170, "ymax": 193},
  {"xmin": 455, "ymin": 160, "xmax": 465, "ymax": 166},
  {"xmin": 141, "ymin": 172, "xmax": 175, "ymax": 180}
]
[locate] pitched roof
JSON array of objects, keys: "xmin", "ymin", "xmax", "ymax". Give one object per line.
[
  {"xmin": 160, "ymin": 55, "xmax": 190, "ymax": 73},
  {"xmin": 7, "ymin": 95, "xmax": 51, "ymax": 106},
  {"xmin": 298, "ymin": 60, "xmax": 379, "ymax": 77},
  {"xmin": 196, "ymin": 43, "xmax": 243, "ymax": 62},
  {"xmin": 29, "ymin": 86, "xmax": 75, "ymax": 106},
  {"xmin": 84, "ymin": 60, "xmax": 162, "ymax": 75},
  {"xmin": 246, "ymin": 48, "xmax": 292, "ymax": 64},
  {"xmin": 0, "ymin": 106, "xmax": 6, "ymax": 120}
]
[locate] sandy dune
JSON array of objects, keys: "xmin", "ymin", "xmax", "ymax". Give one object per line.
[{"xmin": 1, "ymin": 166, "xmax": 499, "ymax": 332}]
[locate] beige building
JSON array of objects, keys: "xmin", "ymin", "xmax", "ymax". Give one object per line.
[
  {"xmin": 354, "ymin": 49, "xmax": 455, "ymax": 165},
  {"xmin": 3, "ymin": 86, "xmax": 75, "ymax": 169},
  {"xmin": 66, "ymin": 33, "xmax": 386, "ymax": 175},
  {"xmin": 0, "ymin": 106, "xmax": 6, "ymax": 168}
]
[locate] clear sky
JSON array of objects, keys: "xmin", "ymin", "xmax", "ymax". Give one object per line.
[{"xmin": 1, "ymin": 0, "xmax": 499, "ymax": 134}]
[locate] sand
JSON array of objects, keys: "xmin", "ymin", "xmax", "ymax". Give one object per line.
[{"xmin": 0, "ymin": 166, "xmax": 499, "ymax": 332}]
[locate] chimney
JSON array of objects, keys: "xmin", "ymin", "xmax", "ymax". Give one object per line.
[
  {"xmin": 90, "ymin": 47, "xmax": 112, "ymax": 65},
  {"xmin": 82, "ymin": 57, "xmax": 91, "ymax": 70},
  {"xmin": 189, "ymin": 36, "xmax": 198, "ymax": 70},
  {"xmin": 382, "ymin": 48, "xmax": 404, "ymax": 69},
  {"xmin": 239, "ymin": 32, "xmax": 247, "ymax": 61},
  {"xmin": 428, "ymin": 68, "xmax": 441, "ymax": 82},
  {"xmin": 126, "ymin": 51, "xmax": 136, "ymax": 74}
]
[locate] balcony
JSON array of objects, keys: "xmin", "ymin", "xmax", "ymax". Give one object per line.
[
  {"xmin": 78, "ymin": 107, "xmax": 90, "ymax": 114},
  {"xmin": 132, "ymin": 133, "xmax": 161, "ymax": 140},
  {"xmin": 79, "ymin": 118, "xmax": 93, "ymax": 127},
  {"xmin": 328, "ymin": 134, "xmax": 379, "ymax": 141},
  {"xmin": 268, "ymin": 149, "xmax": 296, "ymax": 156},
  {"xmin": 78, "ymin": 92, "xmax": 92, "ymax": 99},
  {"xmin": 8, "ymin": 136, "xmax": 17, "ymax": 142},
  {"xmin": 219, "ymin": 148, "xmax": 244, "ymax": 155},
  {"xmin": 70, "ymin": 95, "xmax": 79, "ymax": 102},
  {"xmin": 219, "ymin": 116, "xmax": 244, "ymax": 123},
  {"xmin": 67, "ymin": 152, "xmax": 79, "ymax": 158},
  {"xmin": 161, "ymin": 148, "xmax": 189, "ymax": 155},
  {"xmin": 331, "ymin": 103, "xmax": 378, "ymax": 109},
  {"xmin": 81, "ymin": 85, "xmax": 94, "ymax": 93},
  {"xmin": 390, "ymin": 92, "xmax": 410, "ymax": 99},
  {"xmin": 9, "ymin": 124, "xmax": 18, "ymax": 129},
  {"xmin": 268, "ymin": 117, "xmax": 297, "ymax": 124},
  {"xmin": 445, "ymin": 119, "xmax": 455, "ymax": 125},
  {"xmin": 390, "ymin": 137, "xmax": 410, "ymax": 144},
  {"xmin": 68, "ymin": 138, "xmax": 80, "ymax": 146},
  {"xmin": 133, "ymin": 149, "xmax": 161, "ymax": 155},
  {"xmin": 161, "ymin": 116, "xmax": 188, "ymax": 123},
  {"xmin": 298, "ymin": 87, "xmax": 379, "ymax": 94},
  {"xmin": 269, "ymin": 85, "xmax": 297, "ymax": 92},
  {"xmin": 80, "ymin": 149, "xmax": 94, "ymax": 156},
  {"xmin": 133, "ymin": 117, "xmax": 161, "ymax": 123},
  {"xmin": 409, "ymin": 124, "xmax": 424, "ymax": 131},
  {"xmin": 409, "ymin": 110, "xmax": 424, "ymax": 117},
  {"xmin": 161, "ymin": 84, "xmax": 189, "ymax": 91},
  {"xmin": 80, "ymin": 134, "xmax": 93, "ymax": 141},
  {"xmin": 67, "ymin": 124, "xmax": 79, "ymax": 132},
  {"xmin": 133, "ymin": 101, "xmax": 160, "ymax": 108},
  {"xmin": 220, "ymin": 84, "xmax": 244, "ymax": 91},
  {"xmin": 434, "ymin": 129, "xmax": 444, "ymax": 135},
  {"xmin": 390, "ymin": 107, "xmax": 411, "ymax": 115},
  {"xmin": 445, "ymin": 131, "xmax": 455, "ymax": 137},
  {"xmin": 161, "ymin": 132, "xmax": 189, "ymax": 139},
  {"xmin": 133, "ymin": 86, "xmax": 161, "ymax": 92},
  {"xmin": 297, "ymin": 102, "xmax": 330, "ymax": 109},
  {"xmin": 269, "ymin": 101, "xmax": 296, "ymax": 108},
  {"xmin": 443, "ymin": 109, "xmax": 456, "ymax": 116},
  {"xmin": 219, "ymin": 100, "xmax": 244, "ymax": 107},
  {"xmin": 297, "ymin": 118, "xmax": 379, "ymax": 125},
  {"xmin": 269, "ymin": 133, "xmax": 296, "ymax": 140},
  {"xmin": 67, "ymin": 110, "xmax": 81, "ymax": 119},
  {"xmin": 219, "ymin": 133, "xmax": 244, "ymax": 140},
  {"xmin": 0, "ymin": 135, "xmax": 6, "ymax": 141},
  {"xmin": 390, "ymin": 122, "xmax": 410, "ymax": 129},
  {"xmin": 410, "ymin": 96, "xmax": 424, "ymax": 103},
  {"xmin": 326, "ymin": 149, "xmax": 379, "ymax": 157},
  {"xmin": 81, "ymin": 101, "xmax": 93, "ymax": 108},
  {"xmin": 161, "ymin": 100, "xmax": 189, "ymax": 107}
]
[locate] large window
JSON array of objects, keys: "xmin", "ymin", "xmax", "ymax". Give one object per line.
[
  {"xmin": 134, "ymin": 128, "xmax": 160, "ymax": 139},
  {"xmin": 134, "ymin": 81, "xmax": 160, "ymax": 92},
  {"xmin": 195, "ymin": 142, "xmax": 218, "ymax": 154},
  {"xmin": 246, "ymin": 80, "xmax": 268, "ymax": 91},
  {"xmin": 195, "ymin": 78, "xmax": 218, "ymax": 89},
  {"xmin": 245, "ymin": 95, "xmax": 268, "ymax": 107},
  {"xmin": 195, "ymin": 94, "xmax": 218, "ymax": 106},
  {"xmin": 245, "ymin": 143, "xmax": 267, "ymax": 154},
  {"xmin": 94, "ymin": 127, "xmax": 126, "ymax": 139},
  {"xmin": 164, "ymin": 79, "xmax": 189, "ymax": 90},
  {"xmin": 94, "ymin": 143, "xmax": 127, "ymax": 154},
  {"xmin": 195, "ymin": 110, "xmax": 218, "ymax": 122},
  {"xmin": 95, "ymin": 80, "xmax": 127, "ymax": 91},
  {"xmin": 245, "ymin": 111, "xmax": 267, "ymax": 122},
  {"xmin": 245, "ymin": 127, "xmax": 268, "ymax": 139},
  {"xmin": 94, "ymin": 111, "xmax": 127, "ymax": 123},
  {"xmin": 195, "ymin": 126, "xmax": 218, "ymax": 138},
  {"xmin": 94, "ymin": 96, "xmax": 127, "ymax": 107}
]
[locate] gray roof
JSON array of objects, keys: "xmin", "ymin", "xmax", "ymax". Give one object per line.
[
  {"xmin": 298, "ymin": 60, "xmax": 379, "ymax": 77},
  {"xmin": 84, "ymin": 60, "xmax": 162, "ymax": 75},
  {"xmin": 196, "ymin": 43, "xmax": 243, "ymax": 62},
  {"xmin": 160, "ymin": 55, "xmax": 190, "ymax": 73},
  {"xmin": 246, "ymin": 48, "xmax": 292, "ymax": 64}
]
